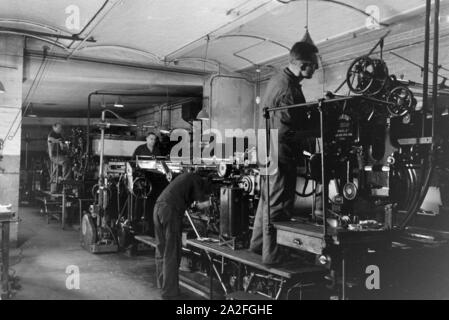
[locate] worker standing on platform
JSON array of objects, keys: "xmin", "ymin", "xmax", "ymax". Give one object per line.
[
  {"xmin": 153, "ymin": 172, "xmax": 212, "ymax": 299},
  {"xmin": 47, "ymin": 123, "xmax": 72, "ymax": 182},
  {"xmin": 250, "ymin": 34, "xmax": 320, "ymax": 265}
]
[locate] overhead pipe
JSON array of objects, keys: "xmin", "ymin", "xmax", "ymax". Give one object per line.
[
  {"xmin": 66, "ymin": 0, "xmax": 120, "ymax": 59},
  {"xmin": 67, "ymin": 0, "xmax": 110, "ymax": 49},
  {"xmin": 0, "ymin": 18, "xmax": 71, "ymax": 35},
  {"xmin": 78, "ymin": 45, "xmax": 162, "ymax": 63},
  {"xmin": 0, "ymin": 26, "xmax": 95, "ymax": 42},
  {"xmin": 0, "ymin": 32, "xmax": 70, "ymax": 51},
  {"xmin": 25, "ymin": 49, "xmax": 211, "ymax": 76}
]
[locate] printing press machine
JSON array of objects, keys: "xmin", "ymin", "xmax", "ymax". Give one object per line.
[{"xmin": 74, "ymin": 40, "xmax": 449, "ymax": 299}]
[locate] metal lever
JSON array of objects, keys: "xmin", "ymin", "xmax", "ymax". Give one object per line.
[{"xmin": 185, "ymin": 210, "xmax": 228, "ymax": 295}]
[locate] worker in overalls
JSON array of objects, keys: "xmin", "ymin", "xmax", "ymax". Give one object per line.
[
  {"xmin": 47, "ymin": 123, "xmax": 72, "ymax": 185},
  {"xmin": 250, "ymin": 34, "xmax": 320, "ymax": 265},
  {"xmin": 153, "ymin": 172, "xmax": 211, "ymax": 299}
]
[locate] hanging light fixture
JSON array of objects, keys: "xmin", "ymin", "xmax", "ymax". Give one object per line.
[
  {"xmin": 114, "ymin": 96, "xmax": 124, "ymax": 108},
  {"xmin": 0, "ymin": 81, "xmax": 5, "ymax": 93},
  {"xmin": 196, "ymin": 108, "xmax": 210, "ymax": 121},
  {"xmin": 442, "ymin": 106, "xmax": 449, "ymax": 116},
  {"xmin": 26, "ymin": 103, "xmax": 37, "ymax": 118},
  {"xmin": 100, "ymin": 95, "xmax": 106, "ymax": 108},
  {"xmin": 197, "ymin": 97, "xmax": 210, "ymax": 120},
  {"xmin": 159, "ymin": 125, "xmax": 171, "ymax": 135},
  {"xmin": 299, "ymin": 0, "xmax": 317, "ymax": 49}
]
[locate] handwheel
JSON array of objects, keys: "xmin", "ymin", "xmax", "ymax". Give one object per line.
[
  {"xmin": 387, "ymin": 86, "xmax": 414, "ymax": 116},
  {"xmin": 347, "ymin": 56, "xmax": 375, "ymax": 94},
  {"xmin": 81, "ymin": 214, "xmax": 97, "ymax": 246},
  {"xmin": 347, "ymin": 56, "xmax": 389, "ymax": 95},
  {"xmin": 296, "ymin": 175, "xmax": 317, "ymax": 198},
  {"xmin": 132, "ymin": 177, "xmax": 152, "ymax": 198}
]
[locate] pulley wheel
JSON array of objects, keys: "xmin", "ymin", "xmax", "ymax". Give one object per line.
[{"xmin": 81, "ymin": 214, "xmax": 97, "ymax": 246}]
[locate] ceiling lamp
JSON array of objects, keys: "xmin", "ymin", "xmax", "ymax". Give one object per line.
[
  {"xmin": 26, "ymin": 103, "xmax": 37, "ymax": 118},
  {"xmin": 197, "ymin": 107, "xmax": 210, "ymax": 121},
  {"xmin": 160, "ymin": 128, "xmax": 171, "ymax": 135},
  {"xmin": 0, "ymin": 81, "xmax": 5, "ymax": 93},
  {"xmin": 298, "ymin": 0, "xmax": 318, "ymax": 50},
  {"xmin": 100, "ymin": 95, "xmax": 106, "ymax": 108},
  {"xmin": 197, "ymin": 97, "xmax": 210, "ymax": 121},
  {"xmin": 114, "ymin": 97, "xmax": 124, "ymax": 108},
  {"xmin": 299, "ymin": 28, "xmax": 317, "ymax": 48},
  {"xmin": 159, "ymin": 122, "xmax": 171, "ymax": 134}
]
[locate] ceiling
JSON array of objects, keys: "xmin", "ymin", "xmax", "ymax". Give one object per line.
[{"xmin": 0, "ymin": 0, "xmax": 436, "ymax": 116}]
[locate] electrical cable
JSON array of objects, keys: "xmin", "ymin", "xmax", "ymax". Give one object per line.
[
  {"xmin": 3, "ymin": 33, "xmax": 60, "ymax": 145},
  {"xmin": 275, "ymin": 0, "xmax": 389, "ymax": 27},
  {"xmin": 2, "ymin": 52, "xmax": 47, "ymax": 143}
]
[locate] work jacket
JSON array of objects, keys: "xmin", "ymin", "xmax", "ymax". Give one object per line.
[{"xmin": 263, "ymin": 67, "xmax": 315, "ymax": 163}]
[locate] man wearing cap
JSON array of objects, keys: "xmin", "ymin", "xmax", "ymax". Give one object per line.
[
  {"xmin": 153, "ymin": 172, "xmax": 212, "ymax": 299},
  {"xmin": 250, "ymin": 33, "xmax": 320, "ymax": 265}
]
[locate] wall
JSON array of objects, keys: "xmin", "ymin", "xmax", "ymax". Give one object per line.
[
  {"xmin": 205, "ymin": 75, "xmax": 256, "ymax": 159},
  {"xmin": 0, "ymin": 35, "xmax": 24, "ymax": 244}
]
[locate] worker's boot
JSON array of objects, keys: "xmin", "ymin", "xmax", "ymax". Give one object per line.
[{"xmin": 179, "ymin": 256, "xmax": 193, "ymax": 272}]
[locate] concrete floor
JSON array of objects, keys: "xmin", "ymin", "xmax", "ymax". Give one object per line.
[{"xmin": 9, "ymin": 206, "xmax": 199, "ymax": 300}]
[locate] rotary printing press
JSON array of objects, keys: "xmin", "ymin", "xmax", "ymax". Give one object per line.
[
  {"xmin": 178, "ymin": 53, "xmax": 449, "ymax": 300},
  {"xmin": 80, "ymin": 109, "xmax": 183, "ymax": 253},
  {"xmin": 265, "ymin": 52, "xmax": 448, "ymax": 298}
]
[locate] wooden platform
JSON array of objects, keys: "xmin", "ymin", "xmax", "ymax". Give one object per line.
[
  {"xmin": 37, "ymin": 190, "xmax": 63, "ymax": 198},
  {"xmin": 134, "ymin": 235, "xmax": 157, "ymax": 247},
  {"xmin": 226, "ymin": 291, "xmax": 272, "ymax": 300},
  {"xmin": 186, "ymin": 239, "xmax": 325, "ymax": 279},
  {"xmin": 273, "ymin": 221, "xmax": 323, "ymax": 237}
]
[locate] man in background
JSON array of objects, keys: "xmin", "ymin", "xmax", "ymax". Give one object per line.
[
  {"xmin": 47, "ymin": 123, "xmax": 71, "ymax": 182},
  {"xmin": 132, "ymin": 132, "xmax": 163, "ymax": 236},
  {"xmin": 132, "ymin": 132, "xmax": 161, "ymax": 158}
]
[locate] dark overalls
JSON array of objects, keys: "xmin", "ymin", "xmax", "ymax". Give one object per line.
[
  {"xmin": 250, "ymin": 67, "xmax": 308, "ymax": 265},
  {"xmin": 132, "ymin": 144, "xmax": 163, "ymax": 236},
  {"xmin": 153, "ymin": 172, "xmax": 208, "ymax": 298},
  {"xmin": 47, "ymin": 131, "xmax": 71, "ymax": 181}
]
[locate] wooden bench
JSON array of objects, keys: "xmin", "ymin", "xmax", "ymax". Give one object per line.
[{"xmin": 186, "ymin": 238, "xmax": 327, "ymax": 299}]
